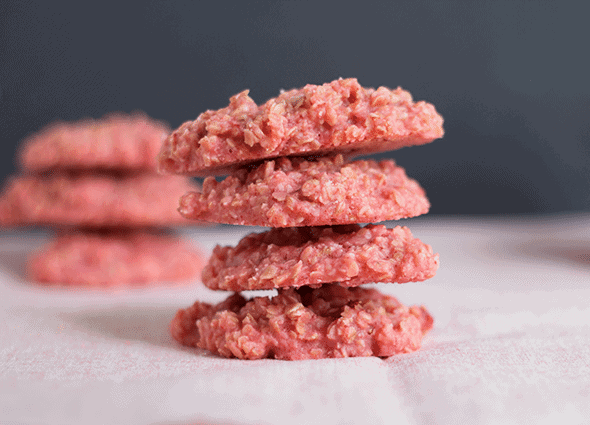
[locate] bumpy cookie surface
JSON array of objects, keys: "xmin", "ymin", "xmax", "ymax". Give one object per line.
[
  {"xmin": 158, "ymin": 78, "xmax": 443, "ymax": 176},
  {"xmin": 179, "ymin": 155, "xmax": 429, "ymax": 227},
  {"xmin": 170, "ymin": 285, "xmax": 433, "ymax": 360},
  {"xmin": 0, "ymin": 173, "xmax": 197, "ymax": 228},
  {"xmin": 202, "ymin": 224, "xmax": 438, "ymax": 291},
  {"xmin": 19, "ymin": 112, "xmax": 169, "ymax": 172},
  {"xmin": 29, "ymin": 230, "xmax": 204, "ymax": 286}
]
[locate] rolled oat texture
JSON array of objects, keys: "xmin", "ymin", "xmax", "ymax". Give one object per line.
[
  {"xmin": 203, "ymin": 224, "xmax": 439, "ymax": 291},
  {"xmin": 158, "ymin": 78, "xmax": 443, "ymax": 176},
  {"xmin": 170, "ymin": 285, "xmax": 433, "ymax": 360},
  {"xmin": 179, "ymin": 155, "xmax": 429, "ymax": 227}
]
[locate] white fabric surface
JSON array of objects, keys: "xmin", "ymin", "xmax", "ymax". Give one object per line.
[{"xmin": 1, "ymin": 214, "xmax": 589, "ymax": 425}]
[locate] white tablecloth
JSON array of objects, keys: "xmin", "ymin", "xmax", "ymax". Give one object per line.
[{"xmin": 1, "ymin": 214, "xmax": 589, "ymax": 424}]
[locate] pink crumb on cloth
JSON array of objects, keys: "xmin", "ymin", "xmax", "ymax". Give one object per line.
[
  {"xmin": 158, "ymin": 78, "xmax": 443, "ymax": 176},
  {"xmin": 178, "ymin": 154, "xmax": 430, "ymax": 227},
  {"xmin": 29, "ymin": 230, "xmax": 204, "ymax": 286},
  {"xmin": 19, "ymin": 112, "xmax": 170, "ymax": 172},
  {"xmin": 202, "ymin": 224, "xmax": 439, "ymax": 291},
  {"xmin": 0, "ymin": 173, "xmax": 198, "ymax": 228},
  {"xmin": 170, "ymin": 284, "xmax": 433, "ymax": 360}
]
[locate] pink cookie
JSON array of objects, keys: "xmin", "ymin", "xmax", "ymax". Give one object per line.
[
  {"xmin": 158, "ymin": 78, "xmax": 443, "ymax": 176},
  {"xmin": 19, "ymin": 112, "xmax": 169, "ymax": 172},
  {"xmin": 0, "ymin": 173, "xmax": 197, "ymax": 228},
  {"xmin": 29, "ymin": 230, "xmax": 204, "ymax": 286},
  {"xmin": 202, "ymin": 224, "xmax": 439, "ymax": 291},
  {"xmin": 170, "ymin": 284, "xmax": 433, "ymax": 360},
  {"xmin": 179, "ymin": 155, "xmax": 429, "ymax": 227}
]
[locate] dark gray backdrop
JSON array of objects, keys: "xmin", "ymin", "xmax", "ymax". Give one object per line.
[{"xmin": 1, "ymin": 1, "xmax": 589, "ymax": 214}]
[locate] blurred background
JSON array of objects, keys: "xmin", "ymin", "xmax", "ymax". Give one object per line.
[{"xmin": 1, "ymin": 0, "xmax": 589, "ymax": 215}]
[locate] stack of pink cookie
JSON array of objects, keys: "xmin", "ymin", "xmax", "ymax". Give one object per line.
[
  {"xmin": 161, "ymin": 78, "xmax": 443, "ymax": 360},
  {"xmin": 0, "ymin": 113, "xmax": 204, "ymax": 286}
]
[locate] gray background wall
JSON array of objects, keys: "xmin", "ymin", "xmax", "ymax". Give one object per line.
[{"xmin": 1, "ymin": 0, "xmax": 589, "ymax": 215}]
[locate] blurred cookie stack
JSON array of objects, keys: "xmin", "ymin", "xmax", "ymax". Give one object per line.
[
  {"xmin": 0, "ymin": 113, "xmax": 204, "ymax": 286},
  {"xmin": 159, "ymin": 78, "xmax": 443, "ymax": 359}
]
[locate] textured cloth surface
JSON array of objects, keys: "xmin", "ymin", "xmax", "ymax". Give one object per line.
[{"xmin": 1, "ymin": 214, "xmax": 589, "ymax": 424}]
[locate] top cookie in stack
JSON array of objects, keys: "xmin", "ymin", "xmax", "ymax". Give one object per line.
[
  {"xmin": 0, "ymin": 112, "xmax": 205, "ymax": 286},
  {"xmin": 159, "ymin": 78, "xmax": 442, "ymax": 177},
  {"xmin": 162, "ymin": 79, "xmax": 443, "ymax": 359}
]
